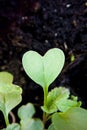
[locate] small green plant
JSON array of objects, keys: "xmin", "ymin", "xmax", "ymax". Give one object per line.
[
  {"xmin": 0, "ymin": 72, "xmax": 22, "ymax": 126},
  {"xmin": 0, "ymin": 72, "xmax": 43, "ymax": 130},
  {"xmin": 22, "ymin": 48, "xmax": 87, "ymax": 130},
  {"xmin": 0, "ymin": 48, "xmax": 87, "ymax": 130}
]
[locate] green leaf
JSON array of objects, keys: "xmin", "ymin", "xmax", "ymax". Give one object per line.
[
  {"xmin": 18, "ymin": 103, "xmax": 44, "ymax": 130},
  {"xmin": 0, "ymin": 83, "xmax": 22, "ymax": 114},
  {"xmin": 22, "ymin": 48, "xmax": 65, "ymax": 88},
  {"xmin": 57, "ymin": 98, "xmax": 81, "ymax": 112},
  {"xmin": 48, "ymin": 124, "xmax": 55, "ymax": 130},
  {"xmin": 18, "ymin": 103, "xmax": 35, "ymax": 120},
  {"xmin": 42, "ymin": 87, "xmax": 81, "ymax": 113},
  {"xmin": 4, "ymin": 123, "xmax": 20, "ymax": 130},
  {"xmin": 0, "ymin": 83, "xmax": 22, "ymax": 125},
  {"xmin": 20, "ymin": 119, "xmax": 44, "ymax": 130},
  {"xmin": 41, "ymin": 87, "xmax": 70, "ymax": 113},
  {"xmin": 0, "ymin": 72, "xmax": 13, "ymax": 84},
  {"xmin": 52, "ymin": 107, "xmax": 87, "ymax": 130}
]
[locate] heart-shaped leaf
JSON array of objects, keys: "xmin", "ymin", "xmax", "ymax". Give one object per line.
[
  {"xmin": 22, "ymin": 48, "xmax": 65, "ymax": 88},
  {"xmin": 52, "ymin": 107, "xmax": 87, "ymax": 130}
]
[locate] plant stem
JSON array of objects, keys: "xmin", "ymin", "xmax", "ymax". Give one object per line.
[
  {"xmin": 4, "ymin": 115, "xmax": 10, "ymax": 126},
  {"xmin": 43, "ymin": 86, "xmax": 48, "ymax": 125},
  {"xmin": 43, "ymin": 86, "xmax": 48, "ymax": 106},
  {"xmin": 43, "ymin": 112, "xmax": 51, "ymax": 125},
  {"xmin": 43, "ymin": 112, "xmax": 47, "ymax": 125}
]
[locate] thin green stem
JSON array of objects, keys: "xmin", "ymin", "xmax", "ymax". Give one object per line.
[
  {"xmin": 3, "ymin": 96, "xmax": 10, "ymax": 126},
  {"xmin": 43, "ymin": 112, "xmax": 51, "ymax": 125},
  {"xmin": 43, "ymin": 86, "xmax": 48, "ymax": 106},
  {"xmin": 43, "ymin": 86, "xmax": 48, "ymax": 125},
  {"xmin": 4, "ymin": 114, "xmax": 10, "ymax": 126},
  {"xmin": 43, "ymin": 112, "xmax": 47, "ymax": 125}
]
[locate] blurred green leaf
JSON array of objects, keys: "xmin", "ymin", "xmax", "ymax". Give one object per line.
[
  {"xmin": 0, "ymin": 72, "xmax": 22, "ymax": 125},
  {"xmin": 20, "ymin": 118, "xmax": 44, "ymax": 130},
  {"xmin": 18, "ymin": 103, "xmax": 44, "ymax": 130},
  {"xmin": 0, "ymin": 71, "xmax": 13, "ymax": 84},
  {"xmin": 0, "ymin": 83, "xmax": 22, "ymax": 115},
  {"xmin": 58, "ymin": 98, "xmax": 81, "ymax": 112},
  {"xmin": 52, "ymin": 107, "xmax": 87, "ymax": 130},
  {"xmin": 3, "ymin": 123, "xmax": 20, "ymax": 130},
  {"xmin": 48, "ymin": 124, "xmax": 55, "ymax": 130},
  {"xmin": 18, "ymin": 103, "xmax": 35, "ymax": 120}
]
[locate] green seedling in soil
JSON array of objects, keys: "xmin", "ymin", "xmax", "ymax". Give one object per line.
[
  {"xmin": 0, "ymin": 72, "xmax": 22, "ymax": 126},
  {"xmin": 3, "ymin": 103, "xmax": 44, "ymax": 130},
  {"xmin": 0, "ymin": 48, "xmax": 87, "ymax": 130},
  {"xmin": 22, "ymin": 48, "xmax": 87, "ymax": 130},
  {"xmin": 22, "ymin": 48, "xmax": 65, "ymax": 108},
  {"xmin": 0, "ymin": 72, "xmax": 43, "ymax": 130}
]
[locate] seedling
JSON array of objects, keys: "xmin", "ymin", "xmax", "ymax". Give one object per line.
[
  {"xmin": 0, "ymin": 72, "xmax": 22, "ymax": 126},
  {"xmin": 0, "ymin": 72, "xmax": 43, "ymax": 130},
  {"xmin": 22, "ymin": 48, "xmax": 65, "ymax": 108},
  {"xmin": 22, "ymin": 48, "xmax": 87, "ymax": 130},
  {"xmin": 0, "ymin": 48, "xmax": 87, "ymax": 130}
]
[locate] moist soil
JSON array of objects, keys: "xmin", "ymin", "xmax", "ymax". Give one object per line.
[{"xmin": 0, "ymin": 0, "xmax": 87, "ymax": 129}]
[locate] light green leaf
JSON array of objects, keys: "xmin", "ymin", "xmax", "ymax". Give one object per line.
[
  {"xmin": 0, "ymin": 83, "xmax": 22, "ymax": 125},
  {"xmin": 18, "ymin": 103, "xmax": 35, "ymax": 120},
  {"xmin": 18, "ymin": 104, "xmax": 44, "ymax": 130},
  {"xmin": 4, "ymin": 123, "xmax": 20, "ymax": 130},
  {"xmin": 58, "ymin": 98, "xmax": 81, "ymax": 112},
  {"xmin": 42, "ymin": 87, "xmax": 81, "ymax": 113},
  {"xmin": 52, "ymin": 107, "xmax": 87, "ymax": 130},
  {"xmin": 41, "ymin": 87, "xmax": 70, "ymax": 113},
  {"xmin": 48, "ymin": 124, "xmax": 55, "ymax": 130},
  {"xmin": 0, "ymin": 72, "xmax": 13, "ymax": 84},
  {"xmin": 22, "ymin": 48, "xmax": 65, "ymax": 88},
  {"xmin": 20, "ymin": 119, "xmax": 44, "ymax": 130}
]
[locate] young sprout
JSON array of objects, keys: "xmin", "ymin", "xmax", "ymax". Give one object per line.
[
  {"xmin": 22, "ymin": 48, "xmax": 87, "ymax": 130},
  {"xmin": 0, "ymin": 72, "xmax": 22, "ymax": 126},
  {"xmin": 22, "ymin": 48, "xmax": 65, "ymax": 106}
]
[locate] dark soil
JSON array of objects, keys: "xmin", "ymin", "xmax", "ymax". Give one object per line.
[{"xmin": 0, "ymin": 0, "xmax": 87, "ymax": 128}]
